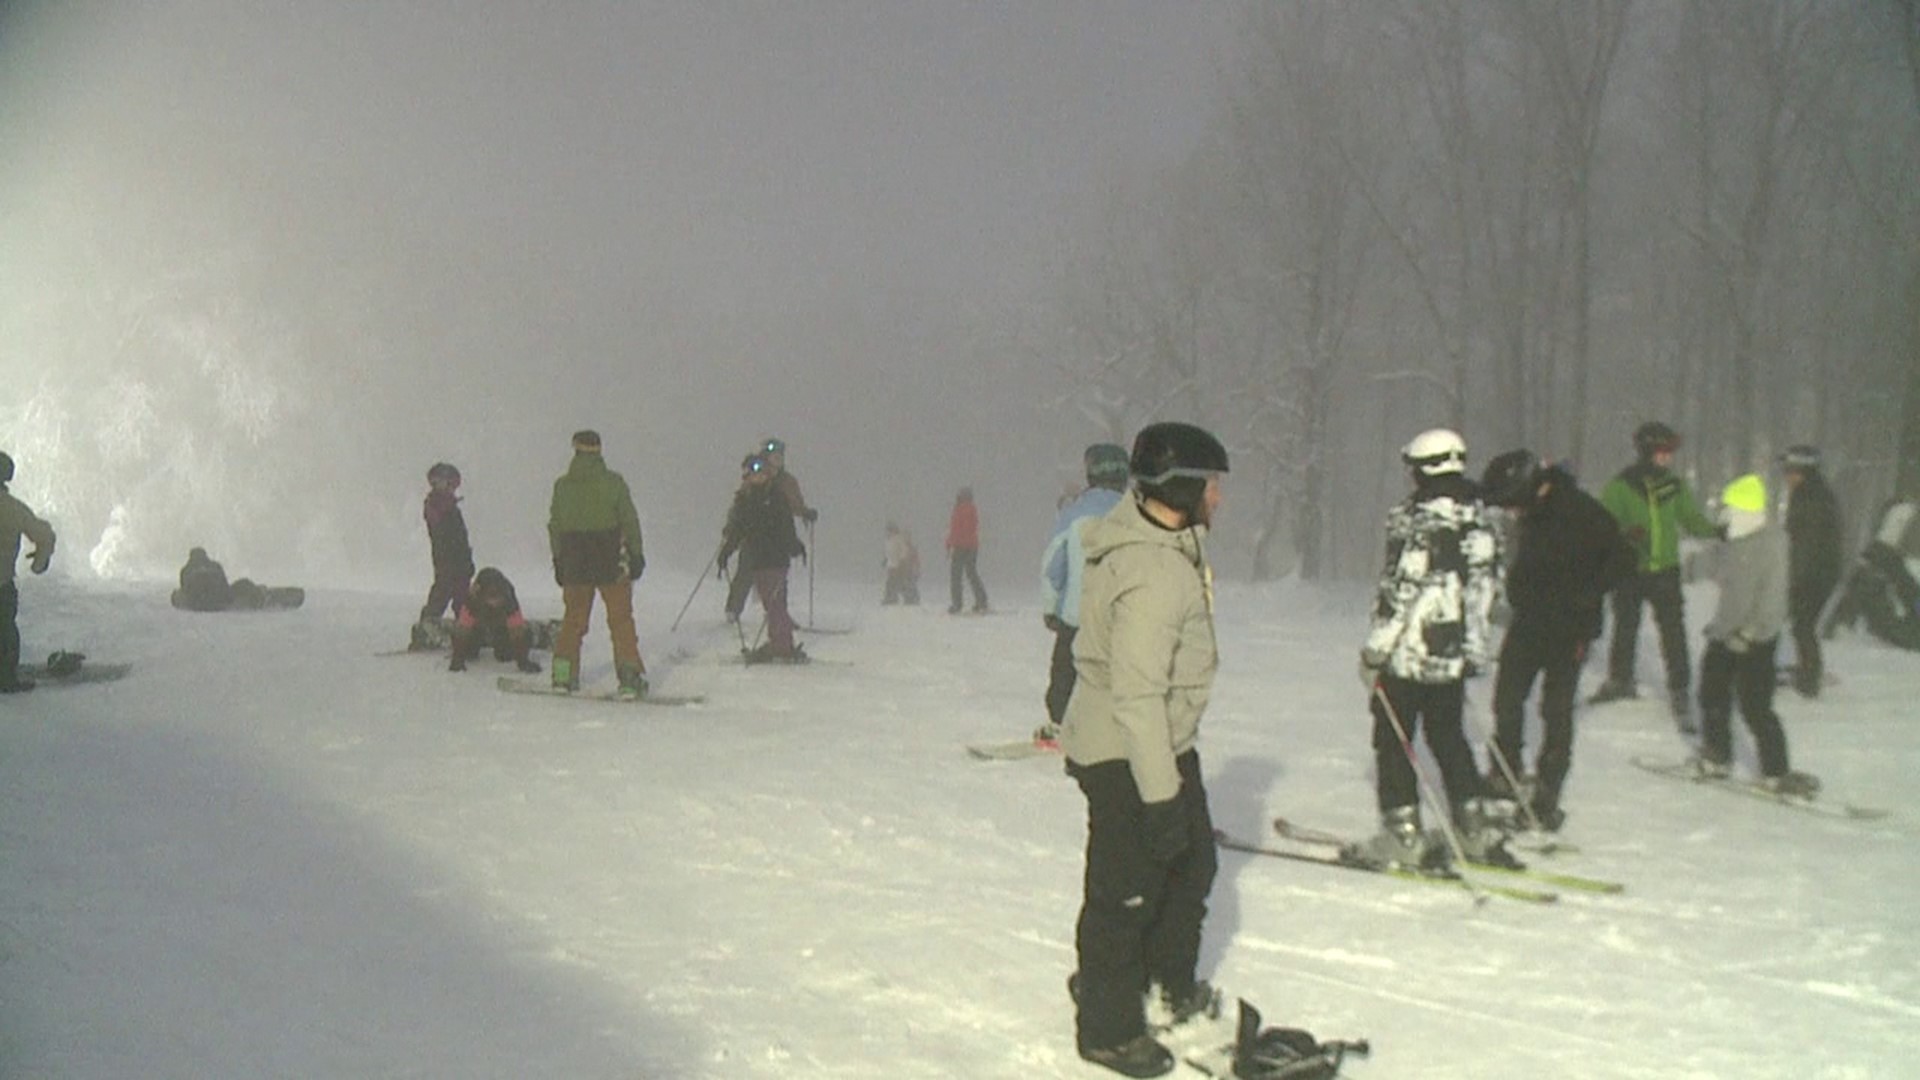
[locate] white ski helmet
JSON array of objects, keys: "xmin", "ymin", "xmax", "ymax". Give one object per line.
[{"xmin": 1402, "ymin": 428, "xmax": 1467, "ymax": 477}]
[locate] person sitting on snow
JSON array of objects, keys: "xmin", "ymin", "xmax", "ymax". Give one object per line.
[{"xmin": 449, "ymin": 567, "xmax": 541, "ymax": 674}]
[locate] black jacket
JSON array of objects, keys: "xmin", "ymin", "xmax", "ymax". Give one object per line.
[
  {"xmin": 721, "ymin": 483, "xmax": 803, "ymax": 574},
  {"xmin": 1784, "ymin": 470, "xmax": 1844, "ymax": 594},
  {"xmin": 464, "ymin": 567, "xmax": 523, "ymax": 626},
  {"xmin": 1504, "ymin": 467, "xmax": 1635, "ymax": 642}
]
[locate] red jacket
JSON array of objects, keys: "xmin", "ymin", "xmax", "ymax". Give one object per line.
[{"xmin": 946, "ymin": 499, "xmax": 979, "ymax": 551}]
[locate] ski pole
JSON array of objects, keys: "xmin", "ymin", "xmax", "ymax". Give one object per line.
[
  {"xmin": 1370, "ymin": 681, "xmax": 1486, "ymax": 905},
  {"xmin": 669, "ymin": 548, "xmax": 719, "ymax": 633},
  {"xmin": 1462, "ymin": 696, "xmax": 1555, "ymax": 840}
]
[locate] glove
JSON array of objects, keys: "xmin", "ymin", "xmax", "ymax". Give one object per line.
[
  {"xmin": 630, "ymin": 552, "xmax": 645, "ymax": 580},
  {"xmin": 552, "ymin": 561, "xmax": 564, "ymax": 588},
  {"xmin": 28, "ymin": 549, "xmax": 50, "ymax": 575},
  {"xmin": 1043, "ymin": 614, "xmax": 1067, "ymax": 633},
  {"xmin": 1357, "ymin": 650, "xmax": 1386, "ymax": 691},
  {"xmin": 802, "ymin": 507, "xmax": 819, "ymax": 524},
  {"xmin": 716, "ymin": 551, "xmax": 731, "ymax": 578},
  {"xmin": 1142, "ymin": 797, "xmax": 1189, "ymax": 863}
]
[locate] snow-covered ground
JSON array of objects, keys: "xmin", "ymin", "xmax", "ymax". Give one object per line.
[{"xmin": 2, "ymin": 569, "xmax": 1916, "ymax": 1079}]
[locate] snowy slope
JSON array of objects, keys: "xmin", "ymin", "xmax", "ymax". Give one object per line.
[{"xmin": 2, "ymin": 572, "xmax": 1916, "ymax": 1079}]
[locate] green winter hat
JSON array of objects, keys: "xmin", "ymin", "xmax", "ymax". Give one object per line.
[{"xmin": 1722, "ymin": 473, "xmax": 1767, "ymax": 513}]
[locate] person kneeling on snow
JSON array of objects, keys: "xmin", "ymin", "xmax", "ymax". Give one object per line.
[
  {"xmin": 449, "ymin": 567, "xmax": 541, "ymax": 674},
  {"xmin": 1692, "ymin": 475, "xmax": 1817, "ymax": 796}
]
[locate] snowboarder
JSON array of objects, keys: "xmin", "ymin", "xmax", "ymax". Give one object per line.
[
  {"xmin": 1355, "ymin": 429, "xmax": 1508, "ymax": 869},
  {"xmin": 882, "ymin": 520, "xmax": 920, "ymax": 605},
  {"xmin": 548, "ymin": 430, "xmax": 647, "ymax": 696},
  {"xmin": 1777, "ymin": 445, "xmax": 1844, "ymax": 696},
  {"xmin": 448, "ymin": 567, "xmax": 541, "ymax": 674},
  {"xmin": 1823, "ymin": 496, "xmax": 1920, "ymax": 650},
  {"xmin": 1693, "ymin": 474, "xmax": 1818, "ymax": 796},
  {"xmin": 1592, "ymin": 422, "xmax": 1720, "ymax": 728},
  {"xmin": 1037, "ymin": 443, "xmax": 1130, "ymax": 743},
  {"xmin": 945, "ymin": 486, "xmax": 988, "ymax": 613},
  {"xmin": 1479, "ymin": 450, "xmax": 1635, "ymax": 832},
  {"xmin": 417, "ymin": 462, "xmax": 474, "ymax": 646},
  {"xmin": 170, "ymin": 549, "xmax": 303, "ymax": 612},
  {"xmin": 0, "ymin": 451, "xmax": 56, "ymax": 693},
  {"xmin": 1060, "ymin": 421, "xmax": 1228, "ymax": 1078},
  {"xmin": 718, "ymin": 454, "xmax": 807, "ymax": 663}
]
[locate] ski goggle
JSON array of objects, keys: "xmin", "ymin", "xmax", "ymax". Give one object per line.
[{"xmin": 1134, "ymin": 466, "xmax": 1224, "ymax": 486}]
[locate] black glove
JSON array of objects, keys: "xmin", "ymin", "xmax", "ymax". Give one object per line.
[
  {"xmin": 1142, "ymin": 797, "xmax": 1189, "ymax": 863},
  {"xmin": 552, "ymin": 562, "xmax": 564, "ymax": 588},
  {"xmin": 802, "ymin": 507, "xmax": 819, "ymax": 524},
  {"xmin": 1043, "ymin": 614, "xmax": 1067, "ymax": 633},
  {"xmin": 29, "ymin": 549, "xmax": 50, "ymax": 575},
  {"xmin": 629, "ymin": 551, "xmax": 645, "ymax": 581},
  {"xmin": 717, "ymin": 551, "xmax": 731, "ymax": 578}
]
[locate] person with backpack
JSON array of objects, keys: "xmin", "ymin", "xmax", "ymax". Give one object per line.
[
  {"xmin": 1479, "ymin": 450, "xmax": 1635, "ymax": 832},
  {"xmin": 1060, "ymin": 422, "xmax": 1226, "ymax": 1078},
  {"xmin": 548, "ymin": 430, "xmax": 647, "ymax": 697},
  {"xmin": 0, "ymin": 451, "xmax": 55, "ymax": 693}
]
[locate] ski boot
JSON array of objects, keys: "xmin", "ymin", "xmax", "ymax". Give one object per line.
[
  {"xmin": 1154, "ymin": 980, "xmax": 1221, "ymax": 1032},
  {"xmin": 1668, "ymin": 687, "xmax": 1698, "ymax": 735},
  {"xmin": 1688, "ymin": 755, "xmax": 1731, "ymax": 780},
  {"xmin": 617, "ymin": 665, "xmax": 648, "ymax": 701},
  {"xmin": 1587, "ymin": 679, "xmax": 1638, "ymax": 705},
  {"xmin": 1455, "ymin": 798, "xmax": 1522, "ymax": 869},
  {"xmin": 1078, "ymin": 1034, "xmax": 1176, "ymax": 1079},
  {"xmin": 1763, "ymin": 770, "xmax": 1820, "ymax": 799},
  {"xmin": 1525, "ymin": 798, "xmax": 1567, "ymax": 833},
  {"xmin": 1347, "ymin": 805, "xmax": 1445, "ymax": 872},
  {"xmin": 550, "ymin": 657, "xmax": 578, "ymax": 694}
]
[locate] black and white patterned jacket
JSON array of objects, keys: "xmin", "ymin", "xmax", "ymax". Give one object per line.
[{"xmin": 1363, "ymin": 475, "xmax": 1501, "ymax": 684}]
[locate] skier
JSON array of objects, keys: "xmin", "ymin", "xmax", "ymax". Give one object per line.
[
  {"xmin": 1061, "ymin": 421, "xmax": 1228, "ymax": 1078},
  {"xmin": 0, "ymin": 451, "xmax": 56, "ymax": 693},
  {"xmin": 758, "ymin": 436, "xmax": 817, "ymax": 525},
  {"xmin": 719, "ymin": 454, "xmax": 757, "ymax": 624},
  {"xmin": 718, "ymin": 453, "xmax": 807, "ymax": 663},
  {"xmin": 1693, "ymin": 474, "xmax": 1819, "ymax": 796},
  {"xmin": 1479, "ymin": 450, "xmax": 1635, "ymax": 832},
  {"xmin": 1823, "ymin": 496, "xmax": 1920, "ymax": 650},
  {"xmin": 882, "ymin": 520, "xmax": 920, "ymax": 605},
  {"xmin": 945, "ymin": 486, "xmax": 989, "ymax": 613},
  {"xmin": 448, "ymin": 567, "xmax": 542, "ymax": 674},
  {"xmin": 1037, "ymin": 443, "xmax": 1130, "ymax": 743},
  {"xmin": 1777, "ymin": 445, "xmax": 1844, "ymax": 696},
  {"xmin": 417, "ymin": 462, "xmax": 474, "ymax": 647},
  {"xmin": 548, "ymin": 430, "xmax": 648, "ymax": 697},
  {"xmin": 1355, "ymin": 429, "xmax": 1509, "ymax": 869},
  {"xmin": 1592, "ymin": 421, "xmax": 1720, "ymax": 729}
]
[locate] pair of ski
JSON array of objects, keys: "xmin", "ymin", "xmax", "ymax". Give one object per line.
[
  {"xmin": 1629, "ymin": 756, "xmax": 1887, "ymax": 821},
  {"xmin": 1217, "ymin": 819, "xmax": 1626, "ymax": 905}
]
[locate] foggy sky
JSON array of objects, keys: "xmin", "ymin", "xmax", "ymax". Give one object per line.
[{"xmin": 0, "ymin": 2, "xmax": 1230, "ymax": 587}]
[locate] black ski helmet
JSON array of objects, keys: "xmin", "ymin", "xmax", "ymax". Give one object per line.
[
  {"xmin": 1780, "ymin": 444, "xmax": 1821, "ymax": 470},
  {"xmin": 1083, "ymin": 443, "xmax": 1129, "ymax": 489},
  {"xmin": 1481, "ymin": 449, "xmax": 1542, "ymax": 509},
  {"xmin": 1130, "ymin": 422, "xmax": 1229, "ymax": 516},
  {"xmin": 0, "ymin": 451, "xmax": 11, "ymax": 485},
  {"xmin": 427, "ymin": 462, "xmax": 461, "ymax": 489},
  {"xmin": 1632, "ymin": 421, "xmax": 1680, "ymax": 459}
]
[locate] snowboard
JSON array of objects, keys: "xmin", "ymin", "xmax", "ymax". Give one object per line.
[
  {"xmin": 965, "ymin": 738, "xmax": 1060, "ymax": 761},
  {"xmin": 17, "ymin": 659, "xmax": 131, "ymax": 686},
  {"xmin": 496, "ymin": 676, "xmax": 705, "ymax": 707}
]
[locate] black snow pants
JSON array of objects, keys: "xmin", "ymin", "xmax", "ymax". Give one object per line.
[
  {"xmin": 1070, "ymin": 751, "xmax": 1215, "ymax": 1053},
  {"xmin": 0, "ymin": 581, "xmax": 20, "ymax": 685},
  {"xmin": 1491, "ymin": 626, "xmax": 1587, "ymax": 813},
  {"xmin": 1371, "ymin": 675, "xmax": 1481, "ymax": 815},
  {"xmin": 1605, "ymin": 568, "xmax": 1690, "ymax": 692},
  {"xmin": 1699, "ymin": 637, "xmax": 1790, "ymax": 778}
]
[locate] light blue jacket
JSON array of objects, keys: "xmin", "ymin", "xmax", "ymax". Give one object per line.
[{"xmin": 1040, "ymin": 486, "xmax": 1126, "ymax": 626}]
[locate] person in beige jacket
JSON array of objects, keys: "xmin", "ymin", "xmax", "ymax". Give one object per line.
[
  {"xmin": 0, "ymin": 451, "xmax": 56, "ymax": 693},
  {"xmin": 1060, "ymin": 422, "xmax": 1227, "ymax": 1079}
]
